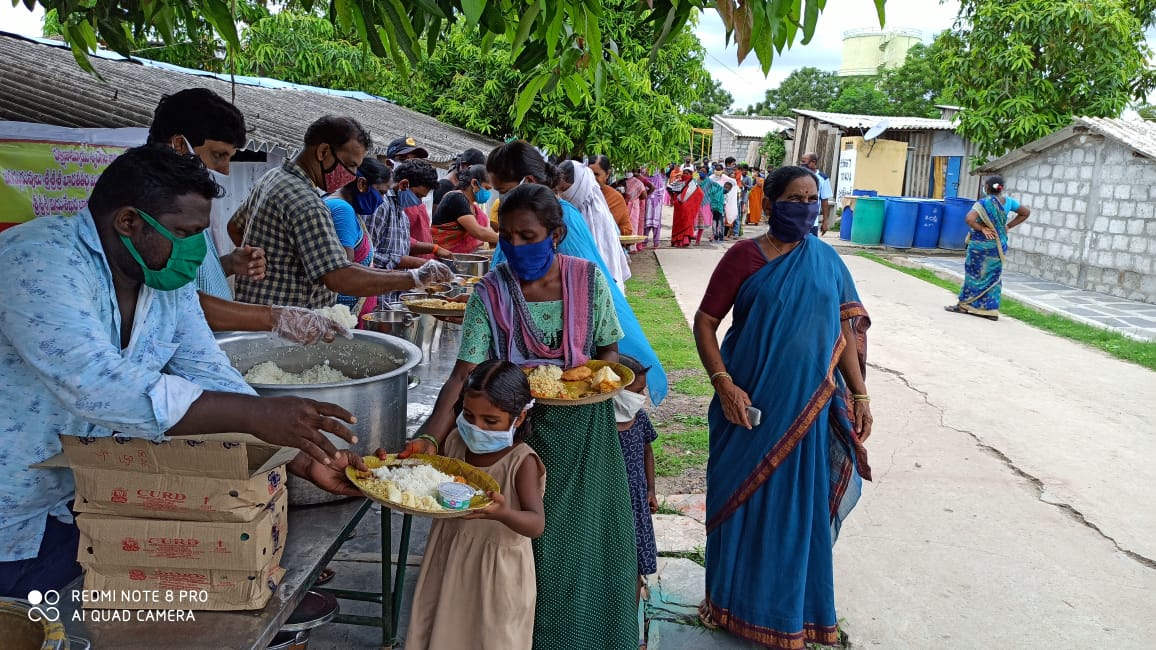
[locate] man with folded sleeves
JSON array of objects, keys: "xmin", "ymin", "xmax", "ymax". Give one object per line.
[{"xmin": 0, "ymin": 146, "xmax": 369, "ymax": 598}]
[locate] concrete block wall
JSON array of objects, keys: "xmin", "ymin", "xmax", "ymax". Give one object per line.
[
  {"xmin": 710, "ymin": 129, "xmax": 757, "ymax": 164},
  {"xmin": 1001, "ymin": 138, "xmax": 1156, "ymax": 304}
]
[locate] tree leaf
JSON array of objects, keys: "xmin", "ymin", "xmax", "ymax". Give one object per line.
[
  {"xmin": 461, "ymin": 0, "xmax": 485, "ymax": 26},
  {"xmin": 511, "ymin": 1, "xmax": 542, "ymax": 58}
]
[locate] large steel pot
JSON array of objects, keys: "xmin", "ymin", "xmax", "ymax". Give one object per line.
[
  {"xmin": 0, "ymin": 599, "xmax": 68, "ymax": 650},
  {"xmin": 451, "ymin": 253, "xmax": 490, "ymax": 277},
  {"xmin": 215, "ymin": 331, "xmax": 422, "ymax": 505}
]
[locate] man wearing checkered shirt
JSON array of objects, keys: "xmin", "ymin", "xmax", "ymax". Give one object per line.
[{"xmin": 229, "ymin": 116, "xmax": 451, "ymax": 309}]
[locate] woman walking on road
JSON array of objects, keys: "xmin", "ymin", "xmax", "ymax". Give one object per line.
[
  {"xmin": 692, "ymin": 165, "xmax": 873, "ymax": 649},
  {"xmin": 945, "ymin": 175, "xmax": 1032, "ymax": 321}
]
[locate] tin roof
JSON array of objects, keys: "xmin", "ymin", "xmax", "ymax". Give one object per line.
[
  {"xmin": 0, "ymin": 32, "xmax": 500, "ymax": 162},
  {"xmin": 792, "ymin": 109, "xmax": 957, "ymax": 132},
  {"xmin": 973, "ymin": 116, "xmax": 1156, "ymax": 173},
  {"xmin": 711, "ymin": 115, "xmax": 796, "ymax": 139}
]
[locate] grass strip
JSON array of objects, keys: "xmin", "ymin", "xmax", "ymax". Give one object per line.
[
  {"xmin": 624, "ymin": 260, "xmax": 701, "ymax": 371},
  {"xmin": 857, "ymin": 252, "xmax": 1156, "ymax": 371}
]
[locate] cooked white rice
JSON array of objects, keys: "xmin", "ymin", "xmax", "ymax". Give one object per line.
[
  {"xmin": 528, "ymin": 365, "xmax": 565, "ymax": 398},
  {"xmin": 371, "ymin": 464, "xmax": 455, "ymax": 500},
  {"xmin": 314, "ymin": 304, "xmax": 359, "ymax": 329},
  {"xmin": 244, "ymin": 360, "xmax": 352, "ymax": 385}
]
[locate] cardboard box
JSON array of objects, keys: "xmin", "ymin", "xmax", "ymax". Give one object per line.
[
  {"xmin": 79, "ymin": 562, "xmax": 285, "ymax": 611},
  {"xmin": 77, "ymin": 489, "xmax": 287, "ymax": 571},
  {"xmin": 51, "ymin": 433, "xmax": 298, "ymax": 480},
  {"xmin": 71, "ymin": 465, "xmax": 285, "ymax": 522},
  {"xmin": 34, "ymin": 433, "xmax": 297, "ymax": 522}
]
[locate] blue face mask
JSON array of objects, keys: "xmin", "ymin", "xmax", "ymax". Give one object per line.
[
  {"xmin": 353, "ymin": 186, "xmax": 383, "ymax": 216},
  {"xmin": 456, "ymin": 411, "xmax": 516, "ymax": 454},
  {"xmin": 770, "ymin": 201, "xmax": 819, "ymax": 243},
  {"xmin": 474, "ymin": 187, "xmax": 492, "ymax": 204},
  {"xmin": 498, "ymin": 233, "xmax": 555, "ymax": 281}
]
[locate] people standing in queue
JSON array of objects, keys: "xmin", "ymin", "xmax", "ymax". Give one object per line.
[
  {"xmin": 668, "ymin": 168, "xmax": 704, "ymax": 248},
  {"xmin": 325, "ymin": 158, "xmax": 393, "ymax": 322},
  {"xmin": 431, "ymin": 163, "xmax": 499, "ymax": 254},
  {"xmin": 703, "ymin": 168, "xmax": 727, "ymax": 243},
  {"xmin": 395, "ymin": 159, "xmax": 448, "ymax": 260},
  {"xmin": 557, "ymin": 160, "xmax": 632, "ymax": 292},
  {"xmin": 644, "ymin": 165, "xmax": 667, "ymax": 248},
  {"xmin": 149, "ymin": 88, "xmax": 349, "ymax": 344},
  {"xmin": 227, "ymin": 116, "xmax": 453, "ymax": 309},
  {"xmin": 406, "ymin": 185, "xmax": 638, "ymax": 649},
  {"xmin": 614, "ymin": 355, "xmax": 659, "ymax": 612},
  {"xmin": 588, "ymin": 154, "xmax": 633, "ymax": 236},
  {"xmin": 0, "ymin": 146, "xmax": 366, "ymax": 599},
  {"xmin": 480, "ymin": 141, "xmax": 668, "ymax": 402},
  {"xmin": 692, "ymin": 165, "xmax": 873, "ymax": 648},
  {"xmin": 402, "ymin": 360, "xmax": 546, "ymax": 650}
]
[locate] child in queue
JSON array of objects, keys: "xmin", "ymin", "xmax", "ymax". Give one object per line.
[
  {"xmin": 401, "ymin": 360, "xmax": 546, "ymax": 650},
  {"xmin": 614, "ymin": 355, "xmax": 660, "ymax": 604}
]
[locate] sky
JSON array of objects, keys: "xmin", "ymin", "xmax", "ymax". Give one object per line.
[{"xmin": 693, "ymin": 0, "xmax": 963, "ymax": 110}]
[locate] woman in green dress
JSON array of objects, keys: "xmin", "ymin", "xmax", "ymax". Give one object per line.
[{"xmin": 403, "ymin": 183, "xmax": 639, "ymax": 648}]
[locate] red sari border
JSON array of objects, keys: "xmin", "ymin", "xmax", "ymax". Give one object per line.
[
  {"xmin": 706, "ymin": 337, "xmax": 846, "ymax": 533},
  {"xmin": 704, "ymin": 597, "xmax": 841, "ymax": 649}
]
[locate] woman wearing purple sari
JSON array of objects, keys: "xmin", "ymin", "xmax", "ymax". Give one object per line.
[{"xmin": 693, "ymin": 166, "xmax": 873, "ymax": 649}]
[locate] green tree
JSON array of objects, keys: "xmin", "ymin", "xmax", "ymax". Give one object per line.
[
  {"xmin": 27, "ymin": 0, "xmax": 887, "ymax": 120},
  {"xmin": 942, "ymin": 0, "xmax": 1156, "ymax": 158},
  {"xmin": 758, "ymin": 132, "xmax": 787, "ymax": 167},
  {"xmin": 828, "ymin": 77, "xmax": 890, "ymax": 115},
  {"xmin": 878, "ymin": 34, "xmax": 952, "ymax": 118},
  {"xmin": 687, "ymin": 78, "xmax": 735, "ymax": 129},
  {"xmin": 752, "ymin": 67, "xmax": 842, "ymax": 115}
]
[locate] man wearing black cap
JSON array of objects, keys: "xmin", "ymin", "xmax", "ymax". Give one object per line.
[
  {"xmin": 434, "ymin": 148, "xmax": 489, "ymax": 212},
  {"xmin": 386, "ymin": 136, "xmax": 429, "ymax": 167}
]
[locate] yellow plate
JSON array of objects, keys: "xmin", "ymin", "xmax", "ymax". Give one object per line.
[
  {"xmin": 401, "ymin": 297, "xmax": 469, "ymax": 317},
  {"xmin": 346, "ymin": 454, "xmax": 499, "ymax": 518},
  {"xmin": 526, "ymin": 360, "xmax": 635, "ymax": 406},
  {"xmin": 619, "ymin": 235, "xmax": 647, "ymax": 245}
]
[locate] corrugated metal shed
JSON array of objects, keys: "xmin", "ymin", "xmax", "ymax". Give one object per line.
[
  {"xmin": 792, "ymin": 109, "xmax": 956, "ymax": 132},
  {"xmin": 975, "ymin": 116, "xmax": 1156, "ymax": 173},
  {"xmin": 712, "ymin": 115, "xmax": 795, "ymax": 139},
  {"xmin": 0, "ymin": 32, "xmax": 500, "ymax": 162}
]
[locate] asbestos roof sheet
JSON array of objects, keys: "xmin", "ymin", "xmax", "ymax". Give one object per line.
[
  {"xmin": 0, "ymin": 32, "xmax": 500, "ymax": 162},
  {"xmin": 974, "ymin": 116, "xmax": 1156, "ymax": 173},
  {"xmin": 792, "ymin": 109, "xmax": 956, "ymax": 131},
  {"xmin": 712, "ymin": 114, "xmax": 796, "ymax": 138}
]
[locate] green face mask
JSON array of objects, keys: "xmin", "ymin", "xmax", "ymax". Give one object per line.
[{"xmin": 118, "ymin": 208, "xmax": 206, "ymax": 291}]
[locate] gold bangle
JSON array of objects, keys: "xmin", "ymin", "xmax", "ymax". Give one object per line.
[
  {"xmin": 709, "ymin": 371, "xmax": 732, "ymax": 385},
  {"xmin": 851, "ymin": 394, "xmax": 870, "ymax": 402},
  {"xmin": 416, "ymin": 434, "xmax": 440, "ymax": 452}
]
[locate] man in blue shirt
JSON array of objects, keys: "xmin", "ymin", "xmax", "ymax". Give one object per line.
[
  {"xmin": 0, "ymin": 145, "xmax": 364, "ymax": 598},
  {"xmin": 802, "ymin": 152, "xmax": 834, "ymax": 235}
]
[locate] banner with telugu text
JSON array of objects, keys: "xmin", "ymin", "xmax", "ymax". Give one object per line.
[{"xmin": 0, "ymin": 124, "xmax": 147, "ymax": 232}]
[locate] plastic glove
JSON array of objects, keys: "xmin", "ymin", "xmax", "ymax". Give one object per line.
[
  {"xmin": 409, "ymin": 259, "xmax": 454, "ymax": 290},
  {"xmin": 271, "ymin": 306, "xmax": 351, "ymax": 344}
]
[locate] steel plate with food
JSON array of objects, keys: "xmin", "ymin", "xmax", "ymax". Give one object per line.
[
  {"xmin": 523, "ymin": 359, "xmax": 634, "ymax": 406},
  {"xmin": 346, "ymin": 454, "xmax": 499, "ymax": 518},
  {"xmin": 401, "ymin": 296, "xmax": 470, "ymax": 317}
]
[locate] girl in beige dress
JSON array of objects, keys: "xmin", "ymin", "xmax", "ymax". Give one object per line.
[{"xmin": 405, "ymin": 360, "xmax": 546, "ymax": 650}]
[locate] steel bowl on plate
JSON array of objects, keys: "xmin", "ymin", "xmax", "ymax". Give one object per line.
[{"xmin": 215, "ymin": 330, "xmax": 422, "ymax": 505}]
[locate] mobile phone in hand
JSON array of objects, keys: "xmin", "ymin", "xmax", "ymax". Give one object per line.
[{"xmin": 746, "ymin": 406, "xmax": 762, "ymax": 427}]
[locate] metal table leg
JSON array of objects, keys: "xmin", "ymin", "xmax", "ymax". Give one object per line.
[{"xmin": 315, "ymin": 506, "xmax": 414, "ymax": 649}]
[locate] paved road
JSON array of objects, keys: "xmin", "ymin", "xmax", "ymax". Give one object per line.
[{"xmin": 653, "ymin": 240, "xmax": 1156, "ymax": 649}]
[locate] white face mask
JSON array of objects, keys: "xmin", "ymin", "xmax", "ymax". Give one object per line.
[
  {"xmin": 455, "ymin": 400, "xmax": 534, "ymax": 454},
  {"xmin": 613, "ymin": 390, "xmax": 648, "ymax": 424}
]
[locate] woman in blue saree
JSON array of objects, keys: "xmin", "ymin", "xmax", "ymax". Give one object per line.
[
  {"xmin": 693, "ymin": 166, "xmax": 873, "ymax": 649},
  {"xmin": 945, "ymin": 175, "xmax": 1032, "ymax": 321}
]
